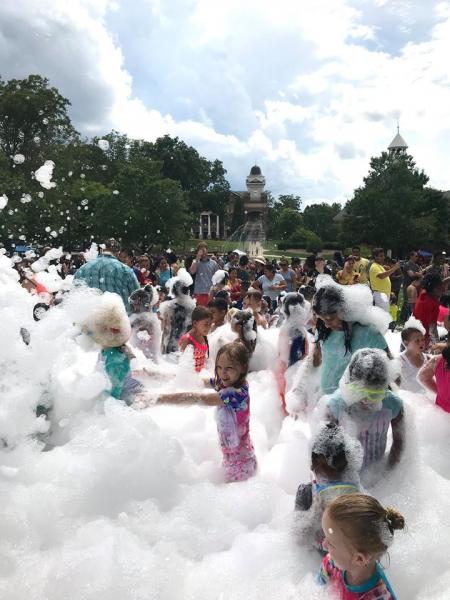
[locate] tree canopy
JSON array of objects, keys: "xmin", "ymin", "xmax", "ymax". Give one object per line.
[
  {"xmin": 0, "ymin": 75, "xmax": 229, "ymax": 251},
  {"xmin": 340, "ymin": 151, "xmax": 449, "ymax": 254}
]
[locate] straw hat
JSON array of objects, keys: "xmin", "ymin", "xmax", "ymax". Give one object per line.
[{"xmin": 254, "ymin": 256, "xmax": 266, "ymax": 266}]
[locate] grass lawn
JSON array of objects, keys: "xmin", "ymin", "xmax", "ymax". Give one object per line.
[{"xmin": 182, "ymin": 239, "xmax": 334, "ymax": 260}]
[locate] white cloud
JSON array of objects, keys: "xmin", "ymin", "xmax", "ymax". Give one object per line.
[{"xmin": 0, "ymin": 0, "xmax": 449, "ymax": 203}]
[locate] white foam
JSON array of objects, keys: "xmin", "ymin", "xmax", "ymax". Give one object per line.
[{"xmin": 1, "ymin": 261, "xmax": 450, "ymax": 599}]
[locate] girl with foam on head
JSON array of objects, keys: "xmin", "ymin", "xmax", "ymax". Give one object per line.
[
  {"xmin": 326, "ymin": 348, "xmax": 404, "ymax": 469},
  {"xmin": 128, "ymin": 284, "xmax": 161, "ymax": 363},
  {"xmin": 159, "ymin": 268, "xmax": 196, "ymax": 354},
  {"xmin": 276, "ymin": 292, "xmax": 311, "ymax": 414},
  {"xmin": 318, "ymin": 493, "xmax": 405, "ymax": 599},
  {"xmin": 81, "ymin": 291, "xmax": 144, "ymax": 404},
  {"xmin": 312, "ymin": 281, "xmax": 390, "ymax": 395},
  {"xmin": 154, "ymin": 342, "xmax": 257, "ymax": 482}
]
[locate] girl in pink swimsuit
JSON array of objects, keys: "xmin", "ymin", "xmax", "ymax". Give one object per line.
[
  {"xmin": 179, "ymin": 306, "xmax": 212, "ymax": 372},
  {"xmin": 418, "ymin": 345, "xmax": 450, "ymax": 413}
]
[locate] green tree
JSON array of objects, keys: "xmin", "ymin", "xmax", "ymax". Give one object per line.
[
  {"xmin": 303, "ymin": 202, "xmax": 340, "ymax": 241},
  {"xmin": 272, "ymin": 208, "xmax": 303, "ymax": 239},
  {"xmin": 276, "ymin": 194, "xmax": 302, "ymax": 212},
  {"xmin": 341, "ymin": 151, "xmax": 448, "ymax": 254},
  {"xmin": 0, "ymin": 74, "xmax": 78, "ymax": 159},
  {"xmin": 267, "ymin": 193, "xmax": 302, "ymax": 239},
  {"xmin": 144, "ymin": 135, "xmax": 230, "ymax": 220}
]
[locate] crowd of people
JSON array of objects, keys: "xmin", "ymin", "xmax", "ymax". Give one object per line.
[{"xmin": 7, "ymin": 236, "xmax": 450, "ymax": 600}]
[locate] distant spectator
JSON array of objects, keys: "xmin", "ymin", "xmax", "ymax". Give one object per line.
[
  {"xmin": 413, "ymin": 273, "xmax": 444, "ymax": 348},
  {"xmin": 335, "ymin": 255, "xmax": 360, "ymax": 285},
  {"xmin": 119, "ymin": 248, "xmax": 146, "ymax": 285},
  {"xmin": 369, "ymin": 248, "xmax": 400, "ymax": 313},
  {"xmin": 352, "ymin": 246, "xmax": 369, "ymax": 284},
  {"xmin": 189, "ymin": 242, "xmax": 219, "ymax": 307},
  {"xmin": 279, "ymin": 258, "xmax": 297, "ymax": 292}
]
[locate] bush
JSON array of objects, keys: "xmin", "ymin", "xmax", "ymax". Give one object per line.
[{"xmin": 305, "ymin": 231, "xmax": 323, "ymax": 253}]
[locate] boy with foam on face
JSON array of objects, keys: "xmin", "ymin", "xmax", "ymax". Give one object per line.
[{"xmin": 325, "ymin": 348, "xmax": 404, "ymax": 470}]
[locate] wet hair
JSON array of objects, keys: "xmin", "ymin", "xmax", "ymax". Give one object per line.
[
  {"xmin": 129, "ymin": 285, "xmax": 155, "ymax": 313},
  {"xmin": 215, "ymin": 290, "xmax": 230, "ymax": 301},
  {"xmin": 422, "ymin": 273, "xmax": 442, "ymax": 295},
  {"xmin": 239, "ymin": 254, "xmax": 249, "ymax": 267},
  {"xmin": 232, "ymin": 310, "xmax": 257, "ymax": 355},
  {"xmin": 348, "ymin": 348, "xmax": 389, "ymax": 388},
  {"xmin": 283, "ymin": 292, "xmax": 306, "ymax": 317},
  {"xmin": 33, "ymin": 302, "xmax": 49, "ymax": 321},
  {"xmin": 208, "ymin": 297, "xmax": 228, "ymax": 312},
  {"xmin": 440, "ymin": 293, "xmax": 450, "ymax": 308},
  {"xmin": 172, "ymin": 280, "xmax": 190, "ymax": 297},
  {"xmin": 313, "ymin": 286, "xmax": 353, "ymax": 354},
  {"xmin": 246, "ymin": 289, "xmax": 262, "ymax": 302},
  {"xmin": 311, "ymin": 423, "xmax": 348, "ymax": 478},
  {"xmin": 401, "ymin": 327, "xmax": 423, "ymax": 343},
  {"xmin": 442, "ymin": 345, "xmax": 450, "ymax": 369},
  {"xmin": 214, "ymin": 342, "xmax": 249, "ymax": 389},
  {"xmin": 104, "ymin": 238, "xmax": 121, "ymax": 253},
  {"xmin": 191, "ymin": 306, "xmax": 212, "ymax": 323},
  {"xmin": 326, "ymin": 493, "xmax": 405, "ymax": 556}
]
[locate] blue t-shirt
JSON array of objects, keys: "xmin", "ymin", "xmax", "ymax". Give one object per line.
[
  {"xmin": 319, "ymin": 323, "xmax": 387, "ymax": 394},
  {"xmin": 327, "ymin": 389, "xmax": 403, "ymax": 466}
]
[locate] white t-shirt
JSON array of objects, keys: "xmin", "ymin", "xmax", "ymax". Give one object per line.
[{"xmin": 257, "ymin": 273, "xmax": 285, "ymax": 301}]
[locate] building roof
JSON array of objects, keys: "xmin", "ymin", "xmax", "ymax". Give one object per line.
[
  {"xmin": 250, "ymin": 165, "xmax": 262, "ymax": 175},
  {"xmin": 388, "ymin": 131, "xmax": 408, "ymax": 150}
]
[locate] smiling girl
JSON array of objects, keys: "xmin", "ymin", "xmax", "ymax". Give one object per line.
[
  {"xmin": 318, "ymin": 494, "xmax": 405, "ymax": 599},
  {"xmin": 156, "ymin": 342, "xmax": 257, "ymax": 482}
]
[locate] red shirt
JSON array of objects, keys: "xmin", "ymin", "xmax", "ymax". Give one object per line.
[{"xmin": 413, "ymin": 291, "xmax": 439, "ymax": 341}]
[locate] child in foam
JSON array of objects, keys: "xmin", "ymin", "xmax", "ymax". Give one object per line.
[
  {"xmin": 229, "ymin": 309, "xmax": 258, "ymax": 358},
  {"xmin": 312, "ymin": 282, "xmax": 390, "ymax": 395},
  {"xmin": 318, "ymin": 493, "xmax": 405, "ymax": 599},
  {"xmin": 325, "ymin": 348, "xmax": 404, "ymax": 469},
  {"xmin": 179, "ymin": 306, "xmax": 212, "ymax": 373},
  {"xmin": 295, "ymin": 423, "xmax": 363, "ymax": 553},
  {"xmin": 209, "ymin": 269, "xmax": 230, "ymax": 301},
  {"xmin": 399, "ymin": 316, "xmax": 430, "ymax": 393},
  {"xmin": 82, "ymin": 292, "xmax": 143, "ymax": 404},
  {"xmin": 208, "ymin": 297, "xmax": 228, "ymax": 332},
  {"xmin": 156, "ymin": 342, "xmax": 257, "ymax": 482},
  {"xmin": 160, "ymin": 268, "xmax": 196, "ymax": 354},
  {"xmin": 275, "ymin": 292, "xmax": 311, "ymax": 414},
  {"xmin": 418, "ymin": 344, "xmax": 450, "ymax": 413},
  {"xmin": 128, "ymin": 285, "xmax": 161, "ymax": 362}
]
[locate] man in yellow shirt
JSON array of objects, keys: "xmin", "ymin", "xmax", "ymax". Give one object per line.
[
  {"xmin": 369, "ymin": 248, "xmax": 400, "ymax": 312},
  {"xmin": 352, "ymin": 246, "xmax": 369, "ymax": 284}
]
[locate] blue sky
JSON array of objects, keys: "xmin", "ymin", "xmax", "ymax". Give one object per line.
[{"xmin": 1, "ymin": 0, "xmax": 449, "ymax": 204}]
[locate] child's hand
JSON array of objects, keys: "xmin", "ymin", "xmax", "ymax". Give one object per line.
[{"xmin": 134, "ymin": 391, "xmax": 159, "ymax": 409}]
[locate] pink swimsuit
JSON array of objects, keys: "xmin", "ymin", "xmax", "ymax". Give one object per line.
[
  {"xmin": 435, "ymin": 357, "xmax": 450, "ymax": 413},
  {"xmin": 179, "ymin": 333, "xmax": 208, "ymax": 372}
]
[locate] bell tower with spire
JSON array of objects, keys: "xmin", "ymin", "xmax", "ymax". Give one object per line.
[{"xmin": 388, "ymin": 125, "xmax": 408, "ymax": 155}]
